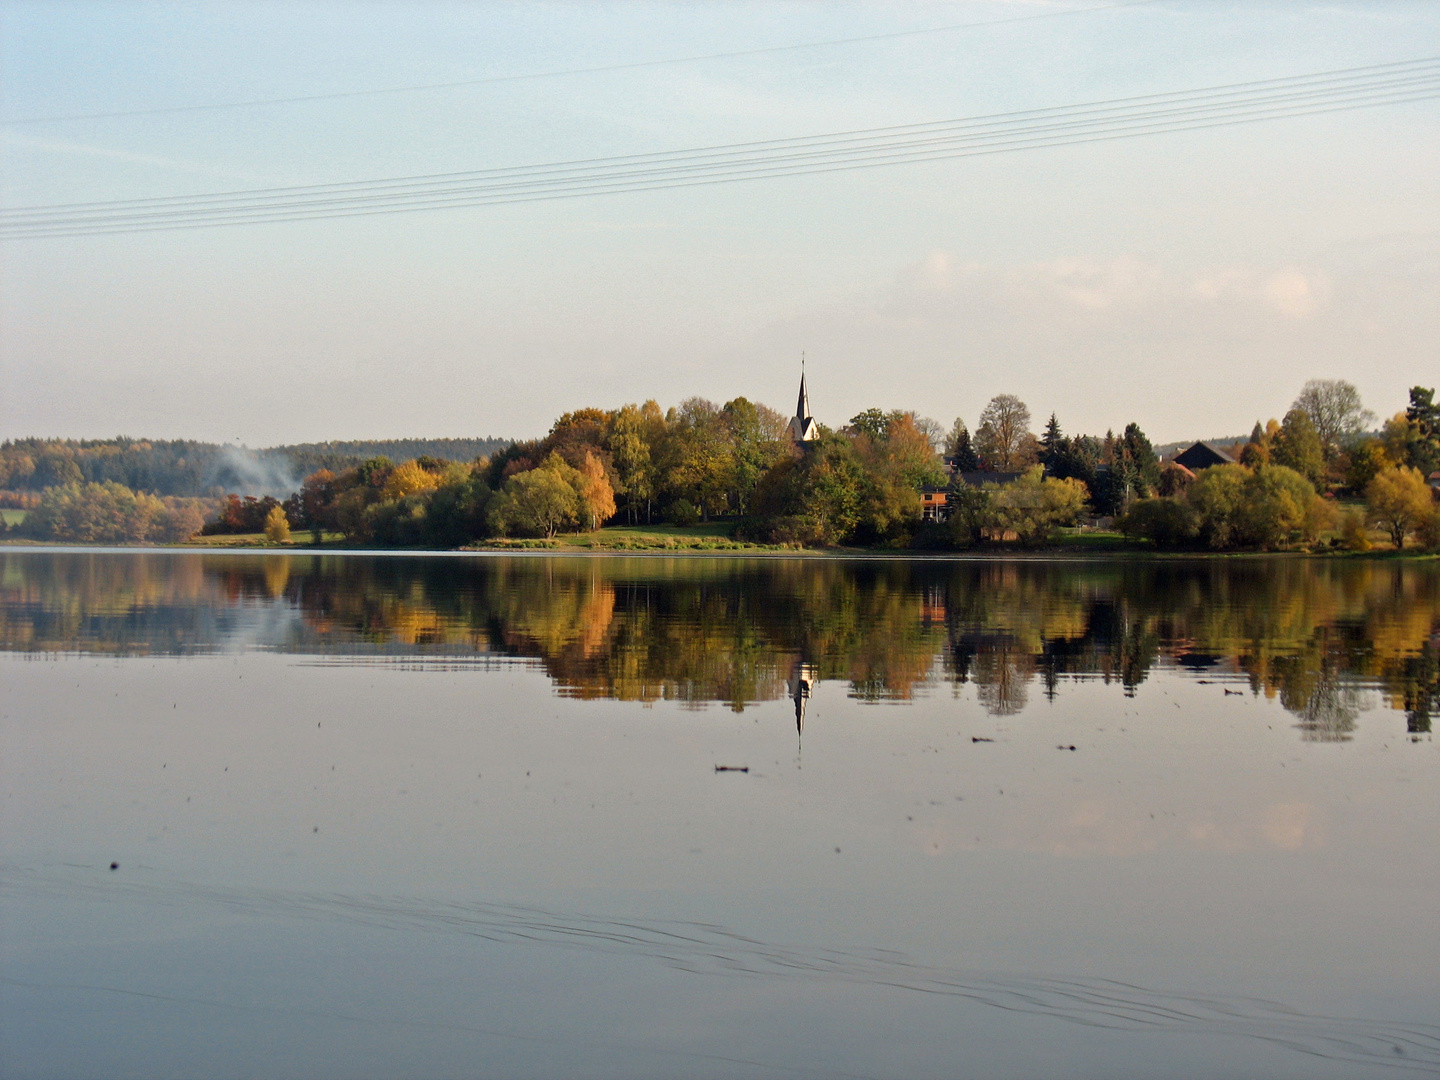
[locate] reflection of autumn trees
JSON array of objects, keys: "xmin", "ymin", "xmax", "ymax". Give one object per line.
[{"xmin": 1, "ymin": 552, "xmax": 1436, "ymax": 731}]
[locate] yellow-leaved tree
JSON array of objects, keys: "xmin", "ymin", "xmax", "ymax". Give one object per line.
[
  {"xmin": 577, "ymin": 452, "xmax": 616, "ymax": 530},
  {"xmin": 264, "ymin": 504, "xmax": 291, "ymax": 543},
  {"xmin": 1366, "ymin": 466, "xmax": 1434, "ymax": 549},
  {"xmin": 382, "ymin": 459, "xmax": 442, "ymax": 501}
]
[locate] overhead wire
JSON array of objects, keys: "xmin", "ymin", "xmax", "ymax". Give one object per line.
[
  {"xmin": 3, "ymin": 57, "xmax": 1436, "ymax": 239},
  {"xmin": 0, "ymin": 0, "xmax": 1161, "ymax": 126}
]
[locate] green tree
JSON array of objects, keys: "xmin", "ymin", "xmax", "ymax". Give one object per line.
[
  {"xmin": 488, "ymin": 455, "xmax": 584, "ymax": 538},
  {"xmin": 1366, "ymin": 466, "xmax": 1434, "ymax": 549},
  {"xmin": 940, "ymin": 484, "xmax": 992, "ymax": 548},
  {"xmin": 848, "ymin": 409, "xmax": 889, "ymax": 440},
  {"xmin": 752, "ymin": 433, "xmax": 869, "ymax": 545},
  {"xmin": 1271, "ymin": 409, "xmax": 1325, "ymax": 487},
  {"xmin": 1039, "ymin": 414, "xmax": 1063, "ymax": 471},
  {"xmin": 667, "ymin": 398, "xmax": 732, "ymax": 519},
  {"xmin": 1238, "ymin": 464, "xmax": 1330, "ymax": 549},
  {"xmin": 722, "ymin": 396, "xmax": 788, "ymax": 514},
  {"xmin": 1345, "ymin": 439, "xmax": 1390, "ymax": 494},
  {"xmin": 1404, "ymin": 386, "xmax": 1440, "ymax": 475},
  {"xmin": 987, "ymin": 467, "xmax": 1088, "ymax": 545},
  {"xmin": 1120, "ymin": 498, "xmax": 1199, "ymax": 547},
  {"xmin": 946, "ymin": 420, "xmax": 979, "ymax": 471},
  {"xmin": 1188, "ymin": 464, "xmax": 1250, "ymax": 549},
  {"xmin": 605, "ymin": 402, "xmax": 665, "ymax": 524}
]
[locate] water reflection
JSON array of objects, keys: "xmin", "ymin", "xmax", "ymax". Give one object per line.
[{"xmin": 2, "ymin": 551, "xmax": 1437, "ymax": 734}]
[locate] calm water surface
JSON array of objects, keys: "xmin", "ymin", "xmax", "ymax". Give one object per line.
[{"xmin": 2, "ymin": 550, "xmax": 1437, "ymax": 1079}]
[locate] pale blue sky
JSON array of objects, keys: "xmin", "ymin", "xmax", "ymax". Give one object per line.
[{"xmin": 2, "ymin": 1, "xmax": 1437, "ymax": 445}]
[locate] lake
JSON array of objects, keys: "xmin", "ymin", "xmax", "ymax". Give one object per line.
[{"xmin": 2, "ymin": 550, "xmax": 1437, "ymax": 1079}]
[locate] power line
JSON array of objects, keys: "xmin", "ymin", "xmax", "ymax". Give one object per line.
[
  {"xmin": 3, "ymin": 57, "xmax": 1435, "ymax": 239},
  {"xmin": 0, "ymin": 0, "xmax": 1161, "ymax": 126}
]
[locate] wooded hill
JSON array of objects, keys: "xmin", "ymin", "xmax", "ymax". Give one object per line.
[{"xmin": 0, "ymin": 436, "xmax": 512, "ymax": 498}]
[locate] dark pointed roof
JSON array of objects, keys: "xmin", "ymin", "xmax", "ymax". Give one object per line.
[
  {"xmin": 1173, "ymin": 441, "xmax": 1237, "ymax": 471},
  {"xmin": 789, "ymin": 369, "xmax": 819, "ymax": 443}
]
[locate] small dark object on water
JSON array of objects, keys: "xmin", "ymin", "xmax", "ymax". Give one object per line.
[
  {"xmin": 1224, "ymin": 689, "xmax": 1243, "ymax": 696},
  {"xmin": 109, "ymin": 862, "xmax": 118, "ymax": 871},
  {"xmin": 1057, "ymin": 745, "xmax": 1077, "ymax": 751},
  {"xmin": 971, "ymin": 737, "xmax": 994, "ymax": 743},
  {"xmin": 714, "ymin": 765, "xmax": 749, "ymax": 773}
]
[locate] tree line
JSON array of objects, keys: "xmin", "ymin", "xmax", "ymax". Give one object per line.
[
  {"xmin": 7, "ymin": 381, "xmax": 1437, "ymax": 552},
  {"xmin": 1119, "ymin": 383, "xmax": 1440, "ymax": 551},
  {"xmin": 0, "ymin": 436, "xmax": 510, "ymax": 499}
]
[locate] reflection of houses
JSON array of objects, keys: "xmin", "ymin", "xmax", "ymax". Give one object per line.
[{"xmin": 1171, "ymin": 441, "xmax": 1236, "ymax": 471}]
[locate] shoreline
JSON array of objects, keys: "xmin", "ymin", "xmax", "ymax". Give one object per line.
[{"xmin": 1, "ymin": 540, "xmax": 1434, "ymax": 562}]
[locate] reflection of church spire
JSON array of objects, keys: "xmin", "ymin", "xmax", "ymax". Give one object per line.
[{"xmin": 788, "ymin": 660, "xmax": 817, "ymax": 739}]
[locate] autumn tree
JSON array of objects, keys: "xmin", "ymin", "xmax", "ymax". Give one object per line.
[
  {"xmin": 295, "ymin": 469, "xmax": 337, "ymax": 543},
  {"xmin": 1292, "ymin": 379, "xmax": 1374, "ymax": 461},
  {"xmin": 382, "ymin": 458, "xmax": 443, "ymax": 501},
  {"xmin": 666, "ymin": 398, "xmax": 733, "ymax": 519},
  {"xmin": 974, "ymin": 394, "xmax": 1035, "ymax": 471},
  {"xmin": 1188, "ymin": 463, "xmax": 1329, "ymax": 550},
  {"xmin": 605, "ymin": 403, "xmax": 660, "ymax": 523},
  {"xmin": 575, "ymin": 451, "xmax": 617, "ymax": 530},
  {"xmin": 1366, "ymin": 466, "xmax": 1434, "ymax": 549},
  {"xmin": 264, "ymin": 504, "xmax": 291, "ymax": 543},
  {"xmin": 23, "ymin": 481, "xmax": 204, "ymax": 543}
]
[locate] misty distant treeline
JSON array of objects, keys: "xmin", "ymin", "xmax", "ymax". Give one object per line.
[{"xmin": 0, "ymin": 436, "xmax": 512, "ymax": 499}]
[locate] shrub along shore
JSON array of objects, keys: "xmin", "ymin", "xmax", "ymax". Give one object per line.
[{"xmin": 4, "ymin": 381, "xmax": 1438, "ymax": 554}]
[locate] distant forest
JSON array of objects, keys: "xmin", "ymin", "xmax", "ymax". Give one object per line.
[{"xmin": 0, "ymin": 436, "xmax": 512, "ymax": 499}]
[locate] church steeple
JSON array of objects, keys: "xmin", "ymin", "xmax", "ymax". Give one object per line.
[{"xmin": 788, "ymin": 358, "xmax": 818, "ymax": 444}]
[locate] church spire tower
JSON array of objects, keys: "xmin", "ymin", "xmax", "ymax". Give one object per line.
[{"xmin": 788, "ymin": 355, "xmax": 819, "ymax": 444}]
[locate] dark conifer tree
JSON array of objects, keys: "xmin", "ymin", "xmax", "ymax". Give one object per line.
[
  {"xmin": 1040, "ymin": 413, "xmax": 1064, "ymax": 472},
  {"xmin": 950, "ymin": 427, "xmax": 979, "ymax": 472}
]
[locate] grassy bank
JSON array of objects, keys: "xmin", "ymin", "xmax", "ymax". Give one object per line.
[
  {"xmin": 4, "ymin": 521, "xmax": 1433, "ymax": 558},
  {"xmin": 466, "ymin": 523, "xmax": 791, "ymax": 552}
]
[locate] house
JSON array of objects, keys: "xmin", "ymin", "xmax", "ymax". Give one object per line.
[
  {"xmin": 1172, "ymin": 441, "xmax": 1236, "ymax": 471},
  {"xmin": 920, "ymin": 488, "xmax": 948, "ymax": 521},
  {"xmin": 922, "ymin": 472, "xmax": 1025, "ymax": 522},
  {"xmin": 953, "ymin": 470, "xmax": 1023, "ymax": 488},
  {"xmin": 787, "ymin": 370, "xmax": 819, "ymax": 444},
  {"xmin": 1429, "ymin": 471, "xmax": 1440, "ymax": 496}
]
